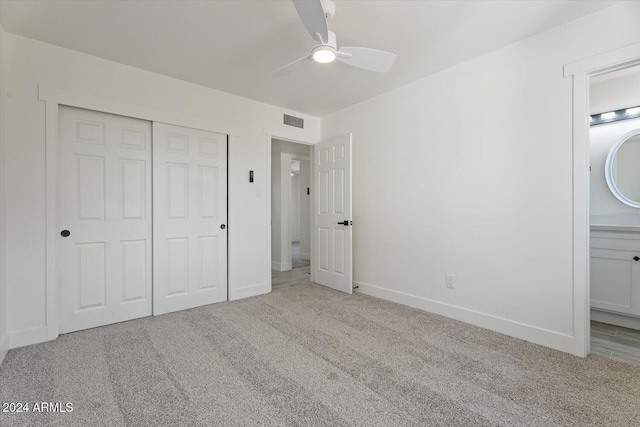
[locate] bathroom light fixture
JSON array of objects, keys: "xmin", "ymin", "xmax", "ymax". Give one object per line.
[{"xmin": 590, "ymin": 105, "xmax": 640, "ymax": 126}]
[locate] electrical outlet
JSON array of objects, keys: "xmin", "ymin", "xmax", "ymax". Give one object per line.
[{"xmin": 445, "ymin": 274, "xmax": 455, "ymax": 289}]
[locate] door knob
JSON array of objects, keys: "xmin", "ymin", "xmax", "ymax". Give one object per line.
[
  {"xmin": 60, "ymin": 230, "xmax": 71, "ymax": 237},
  {"xmin": 634, "ymin": 256, "xmax": 639, "ymax": 261},
  {"xmin": 220, "ymin": 224, "xmax": 226, "ymax": 230},
  {"xmin": 337, "ymin": 220, "xmax": 349, "ymax": 226}
]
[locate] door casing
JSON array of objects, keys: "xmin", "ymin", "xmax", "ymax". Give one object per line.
[
  {"xmin": 266, "ymin": 135, "xmax": 317, "ymax": 287},
  {"xmin": 565, "ymin": 41, "xmax": 640, "ymax": 357}
]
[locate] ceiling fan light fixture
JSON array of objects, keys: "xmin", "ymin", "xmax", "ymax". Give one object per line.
[{"xmin": 312, "ymin": 46, "xmax": 336, "ymax": 63}]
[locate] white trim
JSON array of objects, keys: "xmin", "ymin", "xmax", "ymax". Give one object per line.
[
  {"xmin": 32, "ymin": 84, "xmax": 238, "ymax": 349},
  {"xmin": 592, "ymin": 309, "xmax": 640, "ymax": 331},
  {"xmin": 7, "ymin": 326, "xmax": 48, "ymax": 350},
  {"xmin": 564, "ymin": 43, "xmax": 640, "ymax": 78},
  {"xmin": 354, "ymin": 280, "xmax": 577, "ymax": 354},
  {"xmin": 0, "ymin": 334, "xmax": 7, "ymax": 365},
  {"xmin": 564, "ymin": 41, "xmax": 640, "ymax": 357},
  {"xmin": 265, "ymin": 130, "xmax": 317, "ymax": 290},
  {"xmin": 229, "ymin": 282, "xmax": 269, "ymax": 301},
  {"xmin": 291, "ymin": 155, "xmax": 311, "ymax": 162},
  {"xmin": 281, "ymin": 153, "xmax": 293, "ymax": 269},
  {"xmin": 266, "ymin": 133, "xmax": 272, "ymax": 288},
  {"xmin": 38, "ymin": 86, "xmax": 236, "ymax": 135},
  {"xmin": 275, "ymin": 259, "xmax": 292, "ymax": 271},
  {"xmin": 44, "ymin": 100, "xmax": 58, "ymax": 341}
]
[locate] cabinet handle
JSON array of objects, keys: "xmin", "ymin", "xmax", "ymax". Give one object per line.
[{"xmin": 634, "ymin": 256, "xmax": 640, "ymax": 261}]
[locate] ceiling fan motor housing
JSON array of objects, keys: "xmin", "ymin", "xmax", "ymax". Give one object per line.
[
  {"xmin": 312, "ymin": 30, "xmax": 338, "ymax": 63},
  {"xmin": 323, "ymin": 30, "xmax": 337, "ymax": 49}
]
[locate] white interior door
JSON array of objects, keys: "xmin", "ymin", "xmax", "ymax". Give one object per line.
[
  {"xmin": 153, "ymin": 123, "xmax": 228, "ymax": 315},
  {"xmin": 58, "ymin": 106, "xmax": 152, "ymax": 334},
  {"xmin": 313, "ymin": 133, "xmax": 352, "ymax": 293}
]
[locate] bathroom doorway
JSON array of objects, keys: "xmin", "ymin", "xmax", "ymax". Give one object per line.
[{"xmin": 588, "ymin": 64, "xmax": 640, "ymax": 365}]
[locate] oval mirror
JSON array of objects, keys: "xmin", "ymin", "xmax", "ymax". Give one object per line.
[{"xmin": 605, "ymin": 129, "xmax": 640, "ymax": 208}]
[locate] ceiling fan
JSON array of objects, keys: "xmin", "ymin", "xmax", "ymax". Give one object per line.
[{"xmin": 274, "ymin": 0, "xmax": 397, "ymax": 77}]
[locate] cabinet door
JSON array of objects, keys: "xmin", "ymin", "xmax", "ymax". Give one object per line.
[{"xmin": 591, "ymin": 248, "xmax": 634, "ymax": 314}]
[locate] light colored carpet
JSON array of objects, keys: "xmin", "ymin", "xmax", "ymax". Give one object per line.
[{"xmin": 1, "ymin": 281, "xmax": 640, "ymax": 426}]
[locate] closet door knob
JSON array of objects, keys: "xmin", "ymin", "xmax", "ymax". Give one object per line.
[
  {"xmin": 220, "ymin": 224, "xmax": 226, "ymax": 230},
  {"xmin": 634, "ymin": 256, "xmax": 639, "ymax": 261},
  {"xmin": 60, "ymin": 230, "xmax": 71, "ymax": 237}
]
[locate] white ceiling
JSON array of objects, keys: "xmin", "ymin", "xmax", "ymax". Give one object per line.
[{"xmin": 0, "ymin": 0, "xmax": 620, "ymax": 117}]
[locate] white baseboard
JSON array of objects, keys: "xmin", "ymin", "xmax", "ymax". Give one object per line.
[
  {"xmin": 0, "ymin": 334, "xmax": 8, "ymax": 365},
  {"xmin": 271, "ymin": 261, "xmax": 291, "ymax": 272},
  {"xmin": 230, "ymin": 282, "xmax": 270, "ymax": 301},
  {"xmin": 592, "ymin": 309, "xmax": 640, "ymax": 330},
  {"xmin": 7, "ymin": 325, "xmax": 49, "ymax": 350},
  {"xmin": 299, "ymin": 252, "xmax": 310, "ymax": 261},
  {"xmin": 354, "ymin": 280, "xmax": 579, "ymax": 356}
]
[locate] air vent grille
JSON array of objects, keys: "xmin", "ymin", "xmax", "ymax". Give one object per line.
[{"xmin": 283, "ymin": 114, "xmax": 304, "ymax": 129}]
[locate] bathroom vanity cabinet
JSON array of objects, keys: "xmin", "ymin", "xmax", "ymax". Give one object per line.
[{"xmin": 590, "ymin": 227, "xmax": 640, "ymax": 316}]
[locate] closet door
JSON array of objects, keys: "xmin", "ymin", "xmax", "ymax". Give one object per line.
[
  {"xmin": 153, "ymin": 123, "xmax": 228, "ymax": 315},
  {"xmin": 58, "ymin": 106, "xmax": 152, "ymax": 334}
]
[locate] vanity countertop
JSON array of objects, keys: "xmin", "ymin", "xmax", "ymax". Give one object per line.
[{"xmin": 591, "ymin": 214, "xmax": 640, "ymax": 232}]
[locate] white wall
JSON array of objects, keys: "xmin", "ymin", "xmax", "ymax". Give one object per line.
[
  {"xmin": 0, "ymin": 24, "xmax": 8, "ymax": 364},
  {"xmin": 590, "ymin": 70, "xmax": 640, "ymax": 217},
  {"xmin": 272, "ymin": 139, "xmax": 311, "ymax": 157},
  {"xmin": 271, "ymin": 153, "xmax": 284, "ymax": 269},
  {"xmin": 290, "ymin": 173, "xmax": 300, "ymax": 242},
  {"xmin": 321, "ymin": 1, "xmax": 640, "ymax": 355},
  {"xmin": 590, "ymin": 69, "xmax": 640, "ymax": 115},
  {"xmin": 298, "ymin": 160, "xmax": 311, "ymax": 260},
  {"xmin": 3, "ymin": 33, "xmax": 320, "ymax": 349}
]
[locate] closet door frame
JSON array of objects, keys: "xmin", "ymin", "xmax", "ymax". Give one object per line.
[{"xmin": 38, "ymin": 85, "xmax": 234, "ymax": 345}]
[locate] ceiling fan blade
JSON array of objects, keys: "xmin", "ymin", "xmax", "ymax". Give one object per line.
[
  {"xmin": 273, "ymin": 55, "xmax": 313, "ymax": 78},
  {"xmin": 292, "ymin": 0, "xmax": 328, "ymax": 43},
  {"xmin": 336, "ymin": 47, "xmax": 397, "ymax": 73}
]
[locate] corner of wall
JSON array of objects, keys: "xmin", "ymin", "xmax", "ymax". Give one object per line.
[{"xmin": 0, "ymin": 23, "xmax": 9, "ymax": 365}]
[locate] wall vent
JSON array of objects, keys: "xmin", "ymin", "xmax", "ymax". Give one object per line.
[{"xmin": 283, "ymin": 114, "xmax": 304, "ymax": 129}]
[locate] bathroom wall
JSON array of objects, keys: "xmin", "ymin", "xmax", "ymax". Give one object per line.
[{"xmin": 590, "ymin": 69, "xmax": 640, "ymax": 217}]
